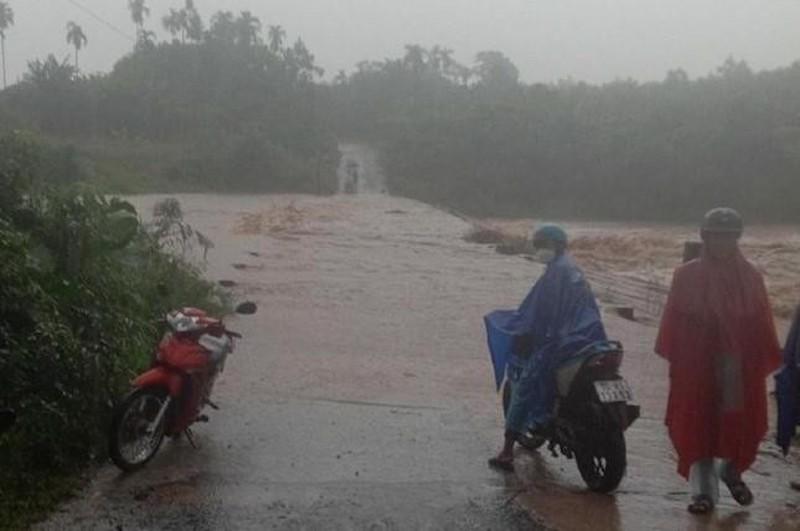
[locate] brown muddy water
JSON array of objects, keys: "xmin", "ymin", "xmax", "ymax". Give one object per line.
[{"xmin": 36, "ymin": 193, "xmax": 800, "ymax": 531}]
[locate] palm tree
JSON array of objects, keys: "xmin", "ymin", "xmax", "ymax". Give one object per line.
[
  {"xmin": 183, "ymin": 0, "xmax": 204, "ymax": 42},
  {"xmin": 65, "ymin": 21, "xmax": 88, "ymax": 70},
  {"xmin": 209, "ymin": 11, "xmax": 236, "ymax": 43},
  {"xmin": 128, "ymin": 0, "xmax": 149, "ymax": 30},
  {"xmin": 0, "ymin": 1, "xmax": 14, "ymax": 89},
  {"xmin": 235, "ymin": 11, "xmax": 261, "ymax": 47},
  {"xmin": 268, "ymin": 25, "xmax": 286, "ymax": 53},
  {"xmin": 162, "ymin": 8, "xmax": 186, "ymax": 42},
  {"xmin": 291, "ymin": 38, "xmax": 323, "ymax": 81}
]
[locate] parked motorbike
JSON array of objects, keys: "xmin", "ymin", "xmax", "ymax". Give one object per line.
[
  {"xmin": 0, "ymin": 409, "xmax": 15, "ymax": 435},
  {"xmin": 109, "ymin": 302, "xmax": 257, "ymax": 472},
  {"xmin": 502, "ymin": 340, "xmax": 639, "ymax": 493}
]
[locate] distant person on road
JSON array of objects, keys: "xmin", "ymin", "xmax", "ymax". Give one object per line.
[
  {"xmin": 775, "ymin": 303, "xmax": 800, "ymax": 490},
  {"xmin": 656, "ymin": 207, "xmax": 781, "ymax": 514},
  {"xmin": 485, "ymin": 225, "xmax": 607, "ymax": 472},
  {"xmin": 345, "ymin": 160, "xmax": 360, "ymax": 194}
]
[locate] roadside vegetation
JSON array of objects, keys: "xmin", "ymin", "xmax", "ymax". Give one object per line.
[{"xmin": 0, "ymin": 130, "xmax": 225, "ymax": 529}]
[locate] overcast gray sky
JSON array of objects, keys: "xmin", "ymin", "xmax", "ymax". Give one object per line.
[{"xmin": 4, "ymin": 0, "xmax": 800, "ymax": 85}]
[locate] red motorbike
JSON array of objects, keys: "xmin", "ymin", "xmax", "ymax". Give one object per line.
[{"xmin": 109, "ymin": 302, "xmax": 256, "ymax": 471}]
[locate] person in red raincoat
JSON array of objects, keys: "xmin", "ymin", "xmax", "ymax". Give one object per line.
[{"xmin": 656, "ymin": 207, "xmax": 781, "ymax": 515}]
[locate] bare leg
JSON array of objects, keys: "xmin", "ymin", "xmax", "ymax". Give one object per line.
[{"xmin": 488, "ymin": 430, "xmax": 517, "ymax": 471}]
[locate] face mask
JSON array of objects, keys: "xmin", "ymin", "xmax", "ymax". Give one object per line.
[{"xmin": 533, "ymin": 248, "xmax": 557, "ymax": 264}]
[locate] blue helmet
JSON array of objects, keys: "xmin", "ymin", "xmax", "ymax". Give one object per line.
[
  {"xmin": 701, "ymin": 207, "xmax": 743, "ymax": 237},
  {"xmin": 533, "ymin": 224, "xmax": 568, "ymax": 248}
]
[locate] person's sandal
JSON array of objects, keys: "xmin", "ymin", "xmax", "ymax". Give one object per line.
[
  {"xmin": 488, "ymin": 457, "xmax": 515, "ymax": 473},
  {"xmin": 687, "ymin": 495, "xmax": 714, "ymax": 515},
  {"xmin": 725, "ymin": 478, "xmax": 754, "ymax": 506}
]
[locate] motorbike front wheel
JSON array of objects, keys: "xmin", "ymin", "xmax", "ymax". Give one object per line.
[
  {"xmin": 575, "ymin": 429, "xmax": 626, "ymax": 493},
  {"xmin": 109, "ymin": 387, "xmax": 168, "ymax": 472}
]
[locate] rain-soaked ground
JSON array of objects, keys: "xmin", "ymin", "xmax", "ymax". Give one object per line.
[{"xmin": 36, "ymin": 190, "xmax": 800, "ymax": 530}]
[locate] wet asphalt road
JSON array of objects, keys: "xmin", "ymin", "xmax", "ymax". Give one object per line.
[
  {"xmin": 36, "ymin": 194, "xmax": 800, "ymax": 530},
  {"xmin": 37, "ymin": 194, "xmax": 543, "ymax": 530}
]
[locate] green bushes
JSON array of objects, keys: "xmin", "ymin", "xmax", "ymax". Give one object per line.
[{"xmin": 0, "ymin": 132, "xmax": 225, "ymax": 527}]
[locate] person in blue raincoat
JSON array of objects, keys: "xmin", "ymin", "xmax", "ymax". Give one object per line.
[
  {"xmin": 776, "ymin": 304, "xmax": 800, "ymax": 490},
  {"xmin": 486, "ymin": 225, "xmax": 607, "ymax": 472}
]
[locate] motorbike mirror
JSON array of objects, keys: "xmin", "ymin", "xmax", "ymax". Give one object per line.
[
  {"xmin": 0, "ymin": 409, "xmax": 16, "ymax": 434},
  {"xmin": 235, "ymin": 302, "xmax": 258, "ymax": 315}
]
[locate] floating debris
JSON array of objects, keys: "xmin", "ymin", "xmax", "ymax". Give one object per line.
[{"xmin": 232, "ymin": 263, "xmax": 265, "ymax": 271}]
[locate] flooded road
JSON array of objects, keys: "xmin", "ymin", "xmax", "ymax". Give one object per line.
[{"xmin": 38, "ymin": 192, "xmax": 800, "ymax": 530}]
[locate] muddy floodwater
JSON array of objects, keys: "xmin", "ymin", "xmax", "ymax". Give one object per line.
[{"xmin": 37, "ymin": 192, "xmax": 800, "ymax": 530}]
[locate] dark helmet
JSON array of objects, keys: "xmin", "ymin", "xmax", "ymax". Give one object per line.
[
  {"xmin": 701, "ymin": 207, "xmax": 743, "ymax": 237},
  {"xmin": 532, "ymin": 224, "xmax": 568, "ymax": 248}
]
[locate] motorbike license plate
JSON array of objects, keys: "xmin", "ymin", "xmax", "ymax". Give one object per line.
[{"xmin": 594, "ymin": 380, "xmax": 633, "ymax": 403}]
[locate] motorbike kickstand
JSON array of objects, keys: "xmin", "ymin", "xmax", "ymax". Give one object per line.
[
  {"xmin": 184, "ymin": 428, "xmax": 198, "ymax": 449},
  {"xmin": 205, "ymin": 398, "xmax": 220, "ymax": 410}
]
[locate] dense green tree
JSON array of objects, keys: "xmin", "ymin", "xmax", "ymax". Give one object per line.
[
  {"xmin": 208, "ymin": 10, "xmax": 236, "ymax": 43},
  {"xmin": 403, "ymin": 44, "xmax": 428, "ymax": 74},
  {"xmin": 473, "ymin": 50, "xmax": 519, "ymax": 92},
  {"xmin": 286, "ymin": 38, "xmax": 324, "ymax": 82}
]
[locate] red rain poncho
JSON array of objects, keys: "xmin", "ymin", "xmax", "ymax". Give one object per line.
[{"xmin": 656, "ymin": 251, "xmax": 781, "ymax": 478}]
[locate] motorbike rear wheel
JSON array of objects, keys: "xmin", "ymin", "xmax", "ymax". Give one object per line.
[
  {"xmin": 575, "ymin": 429, "xmax": 626, "ymax": 493},
  {"xmin": 109, "ymin": 387, "xmax": 168, "ymax": 472},
  {"xmin": 501, "ymin": 381, "xmax": 546, "ymax": 451}
]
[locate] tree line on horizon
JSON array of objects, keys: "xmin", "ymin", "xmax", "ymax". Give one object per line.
[
  {"xmin": 0, "ymin": 1, "xmax": 340, "ymax": 194},
  {"xmin": 329, "ymin": 49, "xmax": 800, "ymax": 222},
  {"xmin": 0, "ymin": 0, "xmax": 799, "ymax": 222}
]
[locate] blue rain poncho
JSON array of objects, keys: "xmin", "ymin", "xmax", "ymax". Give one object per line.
[
  {"xmin": 485, "ymin": 253, "xmax": 606, "ymax": 432},
  {"xmin": 776, "ymin": 307, "xmax": 800, "ymax": 454}
]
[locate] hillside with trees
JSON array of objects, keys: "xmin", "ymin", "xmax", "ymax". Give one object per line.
[
  {"xmin": 1, "ymin": 2, "xmax": 800, "ymax": 221},
  {"xmin": 0, "ymin": 2, "xmax": 339, "ymax": 194},
  {"xmin": 329, "ymin": 48, "xmax": 800, "ymax": 222}
]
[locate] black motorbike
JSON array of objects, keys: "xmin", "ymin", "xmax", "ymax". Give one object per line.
[{"xmin": 502, "ymin": 340, "xmax": 639, "ymax": 493}]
